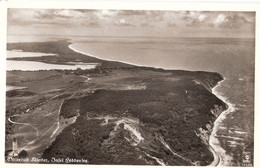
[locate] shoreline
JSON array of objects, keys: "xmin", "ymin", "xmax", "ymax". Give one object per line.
[
  {"xmin": 6, "ymin": 85, "xmax": 27, "ymax": 92},
  {"xmin": 69, "ymin": 42, "xmax": 232, "ymax": 166},
  {"xmin": 6, "ymin": 40, "xmax": 235, "ymax": 165},
  {"xmin": 68, "ymin": 43, "xmax": 218, "ymax": 73},
  {"xmin": 208, "ymin": 79, "xmax": 236, "ymax": 166},
  {"xmin": 6, "ymin": 60, "xmax": 97, "ymax": 71},
  {"xmin": 68, "ymin": 43, "xmax": 161, "ymax": 69}
]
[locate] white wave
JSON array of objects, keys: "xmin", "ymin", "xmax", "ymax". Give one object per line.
[{"xmin": 209, "ymin": 80, "xmax": 236, "ymax": 166}]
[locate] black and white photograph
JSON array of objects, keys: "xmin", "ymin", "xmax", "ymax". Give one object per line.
[{"xmin": 1, "ymin": 0, "xmax": 259, "ymax": 167}]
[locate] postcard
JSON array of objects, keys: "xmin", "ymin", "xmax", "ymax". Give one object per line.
[{"xmin": 0, "ymin": 0, "xmax": 259, "ymax": 168}]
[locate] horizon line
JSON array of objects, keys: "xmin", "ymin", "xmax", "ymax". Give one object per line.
[{"xmin": 7, "ymin": 34, "xmax": 255, "ymax": 39}]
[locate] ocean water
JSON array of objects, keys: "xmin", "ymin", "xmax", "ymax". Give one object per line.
[{"xmin": 70, "ymin": 37, "xmax": 255, "ymax": 166}]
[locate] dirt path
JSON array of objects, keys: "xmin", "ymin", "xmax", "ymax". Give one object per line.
[
  {"xmin": 8, "ymin": 115, "xmax": 39, "ymax": 138},
  {"xmin": 8, "ymin": 114, "xmax": 40, "ymax": 153}
]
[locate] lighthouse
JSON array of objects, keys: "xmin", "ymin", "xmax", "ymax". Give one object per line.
[{"xmin": 12, "ymin": 138, "xmax": 18, "ymax": 157}]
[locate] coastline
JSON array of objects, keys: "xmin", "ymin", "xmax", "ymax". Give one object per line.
[
  {"xmin": 68, "ymin": 43, "xmax": 217, "ymax": 73},
  {"xmin": 6, "ymin": 85, "xmax": 27, "ymax": 92},
  {"xmin": 68, "ymin": 43, "xmax": 156, "ymax": 69},
  {"xmin": 6, "ymin": 40, "xmax": 237, "ymax": 165},
  {"xmin": 6, "ymin": 60, "xmax": 97, "ymax": 71},
  {"xmin": 69, "ymin": 42, "xmax": 232, "ymax": 166},
  {"xmin": 209, "ymin": 79, "xmax": 235, "ymax": 166}
]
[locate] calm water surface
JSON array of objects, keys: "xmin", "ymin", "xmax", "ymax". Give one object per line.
[
  {"xmin": 70, "ymin": 37, "xmax": 255, "ymax": 166},
  {"xmin": 7, "ymin": 60, "xmax": 97, "ymax": 71}
]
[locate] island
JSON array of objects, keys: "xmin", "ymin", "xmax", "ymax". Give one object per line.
[{"xmin": 5, "ymin": 40, "xmax": 228, "ymax": 166}]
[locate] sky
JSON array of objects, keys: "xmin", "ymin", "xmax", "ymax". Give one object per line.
[{"xmin": 7, "ymin": 9, "xmax": 255, "ymax": 38}]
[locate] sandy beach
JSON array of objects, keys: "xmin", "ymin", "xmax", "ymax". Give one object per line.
[
  {"xmin": 70, "ymin": 42, "xmax": 235, "ymax": 166},
  {"xmin": 209, "ymin": 80, "xmax": 236, "ymax": 166},
  {"xmin": 70, "ymin": 42, "xmax": 233, "ymax": 166},
  {"xmin": 5, "ymin": 39, "xmax": 251, "ymax": 166}
]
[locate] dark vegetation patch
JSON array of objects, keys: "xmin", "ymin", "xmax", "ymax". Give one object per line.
[
  {"xmin": 42, "ymin": 72, "xmax": 226, "ymax": 165},
  {"xmin": 6, "ymin": 90, "xmax": 35, "ymax": 97},
  {"xmin": 6, "ymin": 40, "xmax": 226, "ymax": 166},
  {"xmin": 60, "ymin": 98, "xmax": 80, "ymax": 119}
]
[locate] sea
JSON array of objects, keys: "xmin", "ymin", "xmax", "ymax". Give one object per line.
[
  {"xmin": 7, "ymin": 35, "xmax": 255, "ymax": 166},
  {"xmin": 69, "ymin": 36, "xmax": 255, "ymax": 166}
]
